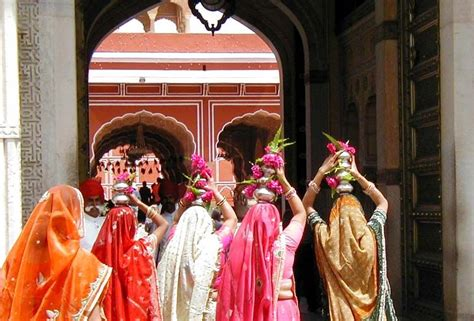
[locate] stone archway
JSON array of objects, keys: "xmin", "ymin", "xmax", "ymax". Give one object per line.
[
  {"xmin": 74, "ymin": 0, "xmax": 329, "ymax": 185},
  {"xmin": 216, "ymin": 110, "xmax": 281, "ymax": 181},
  {"xmin": 216, "ymin": 110, "xmax": 280, "ymax": 220},
  {"xmin": 90, "ymin": 110, "xmax": 195, "ymax": 181}
]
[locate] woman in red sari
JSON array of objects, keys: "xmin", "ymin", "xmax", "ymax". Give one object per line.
[
  {"xmin": 0, "ymin": 185, "xmax": 111, "ymax": 321},
  {"xmin": 91, "ymin": 193, "xmax": 169, "ymax": 321}
]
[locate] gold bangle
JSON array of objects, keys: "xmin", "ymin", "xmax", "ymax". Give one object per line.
[
  {"xmin": 216, "ymin": 198, "xmax": 226, "ymax": 207},
  {"xmin": 363, "ymin": 182, "xmax": 375, "ymax": 195},
  {"xmin": 178, "ymin": 199, "xmax": 186, "ymax": 208},
  {"xmin": 146, "ymin": 206, "xmax": 154, "ymax": 217},
  {"xmin": 147, "ymin": 210, "xmax": 157, "ymax": 220}
]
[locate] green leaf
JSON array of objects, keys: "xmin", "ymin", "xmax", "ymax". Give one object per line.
[
  {"xmin": 322, "ymin": 132, "xmax": 343, "ymax": 150},
  {"xmin": 189, "ymin": 186, "xmax": 202, "ymax": 195},
  {"xmin": 239, "ymin": 179, "xmax": 257, "ymax": 185}
]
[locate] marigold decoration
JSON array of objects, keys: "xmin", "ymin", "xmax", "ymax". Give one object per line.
[
  {"xmin": 183, "ymin": 154, "xmax": 214, "ymax": 208},
  {"xmin": 323, "ymin": 132, "xmax": 357, "ymax": 197},
  {"xmin": 242, "ymin": 126, "xmax": 294, "ymax": 200}
]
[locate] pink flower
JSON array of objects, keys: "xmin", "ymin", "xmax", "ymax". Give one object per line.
[
  {"xmin": 326, "ymin": 143, "xmax": 337, "ymax": 154},
  {"xmin": 243, "ymin": 184, "xmax": 257, "ymax": 198},
  {"xmin": 117, "ymin": 172, "xmax": 130, "ymax": 182},
  {"xmin": 251, "ymin": 165, "xmax": 263, "ymax": 179},
  {"xmin": 191, "ymin": 154, "xmax": 207, "ymax": 171},
  {"xmin": 200, "ymin": 167, "xmax": 213, "ymax": 178},
  {"xmin": 195, "ymin": 179, "xmax": 207, "ymax": 189},
  {"xmin": 326, "ymin": 176, "xmax": 339, "ymax": 189},
  {"xmin": 340, "ymin": 142, "xmax": 356, "ymax": 154},
  {"xmin": 264, "ymin": 146, "xmax": 272, "ymax": 153},
  {"xmin": 262, "ymin": 153, "xmax": 284, "ymax": 169},
  {"xmin": 201, "ymin": 190, "xmax": 214, "ymax": 203},
  {"xmin": 125, "ymin": 186, "xmax": 135, "ymax": 194},
  {"xmin": 183, "ymin": 191, "xmax": 196, "ymax": 202},
  {"xmin": 267, "ymin": 180, "xmax": 283, "ymax": 195}
]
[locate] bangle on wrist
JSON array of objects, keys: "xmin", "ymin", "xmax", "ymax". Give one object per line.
[
  {"xmin": 284, "ymin": 187, "xmax": 297, "ymax": 199},
  {"xmin": 178, "ymin": 199, "xmax": 186, "ymax": 208},
  {"xmin": 307, "ymin": 211, "xmax": 324, "ymax": 230},
  {"xmin": 308, "ymin": 180, "xmax": 321, "ymax": 194},
  {"xmin": 148, "ymin": 212, "xmax": 157, "ymax": 221},
  {"xmin": 283, "ymin": 187, "xmax": 294, "ymax": 197},
  {"xmin": 363, "ymin": 182, "xmax": 375, "ymax": 195},
  {"xmin": 216, "ymin": 198, "xmax": 226, "ymax": 207},
  {"xmin": 284, "ymin": 188, "xmax": 297, "ymax": 200},
  {"xmin": 146, "ymin": 206, "xmax": 154, "ymax": 217}
]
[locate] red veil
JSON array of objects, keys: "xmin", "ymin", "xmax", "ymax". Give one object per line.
[
  {"xmin": 216, "ymin": 203, "xmax": 281, "ymax": 321},
  {"xmin": 92, "ymin": 206, "xmax": 161, "ymax": 321}
]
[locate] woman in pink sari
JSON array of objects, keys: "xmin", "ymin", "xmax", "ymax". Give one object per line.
[{"xmin": 216, "ymin": 164, "xmax": 306, "ymax": 321}]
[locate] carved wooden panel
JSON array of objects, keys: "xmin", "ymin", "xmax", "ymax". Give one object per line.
[{"xmin": 400, "ymin": 0, "xmax": 443, "ymax": 319}]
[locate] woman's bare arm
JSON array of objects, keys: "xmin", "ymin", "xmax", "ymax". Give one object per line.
[
  {"xmin": 129, "ymin": 194, "xmax": 169, "ymax": 244},
  {"xmin": 276, "ymin": 167, "xmax": 306, "ymax": 225},
  {"xmin": 302, "ymin": 153, "xmax": 339, "ymax": 214}
]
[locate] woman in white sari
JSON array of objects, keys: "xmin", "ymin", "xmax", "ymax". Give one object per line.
[{"xmin": 158, "ymin": 163, "xmax": 237, "ymax": 321}]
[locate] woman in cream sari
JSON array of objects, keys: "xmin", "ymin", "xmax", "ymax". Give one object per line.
[
  {"xmin": 303, "ymin": 154, "xmax": 397, "ymax": 321},
  {"xmin": 0, "ymin": 185, "xmax": 111, "ymax": 321},
  {"xmin": 158, "ymin": 173, "xmax": 237, "ymax": 321}
]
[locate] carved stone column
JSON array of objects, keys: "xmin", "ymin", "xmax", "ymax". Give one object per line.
[
  {"xmin": 374, "ymin": 0, "xmax": 401, "ymax": 311},
  {"xmin": 440, "ymin": 0, "xmax": 474, "ymax": 319},
  {"xmin": 0, "ymin": 0, "xmax": 22, "ymax": 261},
  {"xmin": 17, "ymin": 0, "xmax": 78, "ymax": 222}
]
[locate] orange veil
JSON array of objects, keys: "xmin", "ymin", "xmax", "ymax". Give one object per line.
[
  {"xmin": 314, "ymin": 195, "xmax": 378, "ymax": 321},
  {"xmin": 0, "ymin": 185, "xmax": 111, "ymax": 321}
]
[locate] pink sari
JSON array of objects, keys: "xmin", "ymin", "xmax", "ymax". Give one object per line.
[{"xmin": 216, "ymin": 203, "xmax": 282, "ymax": 321}]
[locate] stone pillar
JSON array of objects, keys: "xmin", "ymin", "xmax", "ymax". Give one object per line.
[
  {"xmin": 440, "ymin": 1, "xmax": 474, "ymax": 320},
  {"xmin": 374, "ymin": 0, "xmax": 402, "ymax": 311},
  {"xmin": 17, "ymin": 0, "xmax": 78, "ymax": 220},
  {"xmin": 0, "ymin": 0, "xmax": 22, "ymax": 261}
]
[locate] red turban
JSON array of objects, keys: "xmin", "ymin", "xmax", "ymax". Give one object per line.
[
  {"xmin": 159, "ymin": 180, "xmax": 179, "ymax": 200},
  {"xmin": 79, "ymin": 178, "xmax": 104, "ymax": 202}
]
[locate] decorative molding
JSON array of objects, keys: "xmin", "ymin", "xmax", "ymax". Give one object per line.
[
  {"xmin": 375, "ymin": 21, "xmax": 398, "ymax": 43},
  {"xmin": 17, "ymin": 0, "xmax": 43, "ymax": 223},
  {"xmin": 0, "ymin": 125, "xmax": 20, "ymax": 139}
]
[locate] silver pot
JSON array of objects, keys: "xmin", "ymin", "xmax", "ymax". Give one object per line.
[
  {"xmin": 335, "ymin": 151, "xmax": 353, "ymax": 194},
  {"xmin": 191, "ymin": 188, "xmax": 207, "ymax": 207},
  {"xmin": 112, "ymin": 181, "xmax": 130, "ymax": 205},
  {"xmin": 254, "ymin": 185, "xmax": 276, "ymax": 203}
]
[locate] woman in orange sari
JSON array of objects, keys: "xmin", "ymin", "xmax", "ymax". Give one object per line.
[
  {"xmin": 0, "ymin": 185, "xmax": 112, "ymax": 321},
  {"xmin": 303, "ymin": 154, "xmax": 397, "ymax": 321}
]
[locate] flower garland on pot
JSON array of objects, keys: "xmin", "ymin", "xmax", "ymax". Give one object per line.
[
  {"xmin": 182, "ymin": 154, "xmax": 214, "ymax": 209},
  {"xmin": 111, "ymin": 171, "xmax": 137, "ymax": 205},
  {"xmin": 323, "ymin": 132, "xmax": 357, "ymax": 197},
  {"xmin": 242, "ymin": 126, "xmax": 294, "ymax": 200},
  {"xmin": 116, "ymin": 171, "xmax": 137, "ymax": 194}
]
